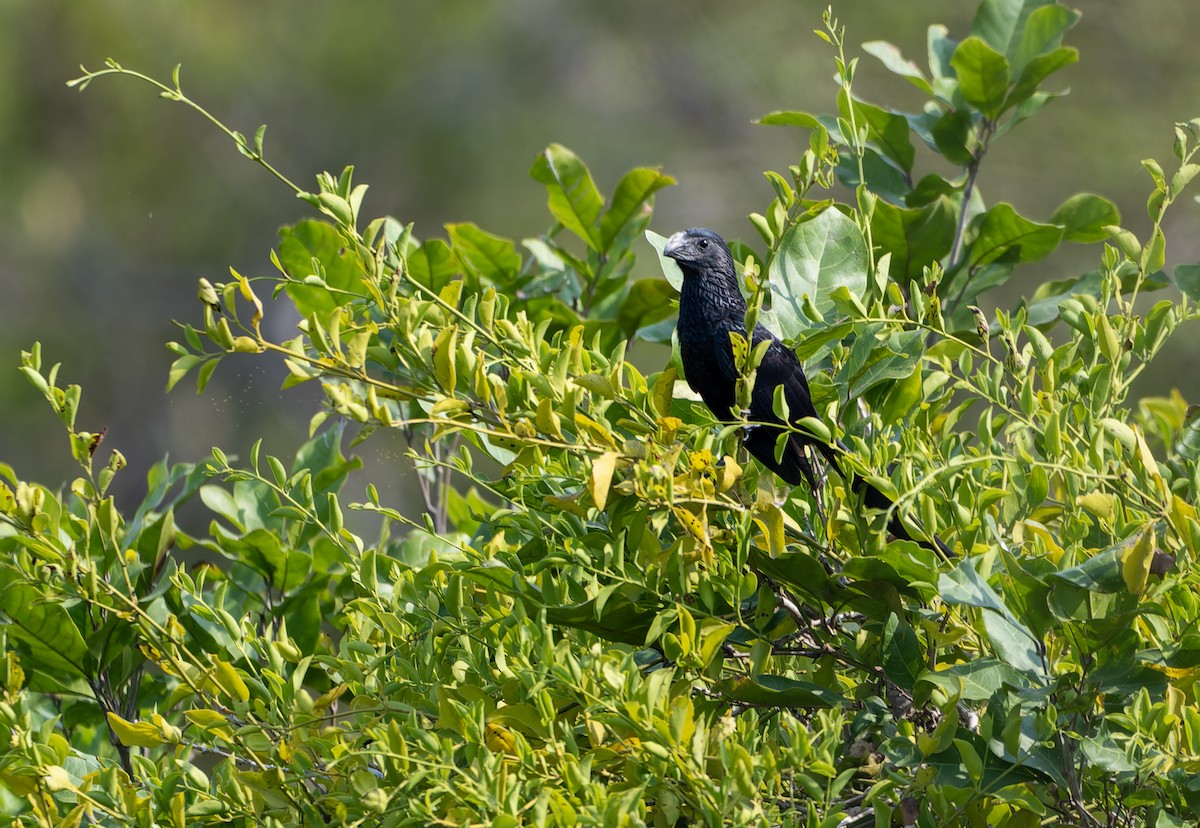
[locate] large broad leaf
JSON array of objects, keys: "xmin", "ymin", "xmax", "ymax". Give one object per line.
[
  {"xmin": 1175, "ymin": 264, "xmax": 1200, "ymax": 301},
  {"xmin": 1007, "ymin": 4, "xmax": 1080, "ymax": 75},
  {"xmin": 600, "ymin": 168, "xmax": 675, "ymax": 251},
  {"xmin": 445, "ymin": 223, "xmax": 521, "ymax": 286},
  {"xmin": 970, "ymin": 0, "xmax": 1055, "ymax": 60},
  {"xmin": 870, "ymin": 197, "xmax": 957, "ymax": 280},
  {"xmin": 846, "ymin": 330, "xmax": 925, "ymax": 399},
  {"xmin": 0, "ymin": 570, "xmax": 90, "ymax": 683},
  {"xmin": 838, "ymin": 90, "xmax": 916, "ymax": 174},
  {"xmin": 544, "ymin": 592, "xmax": 658, "ymax": 646},
  {"xmin": 716, "ymin": 674, "xmax": 841, "ymax": 708},
  {"xmin": 646, "ymin": 230, "xmax": 683, "ymax": 291},
  {"xmin": 881, "ymin": 613, "xmax": 923, "ymax": 690},
  {"xmin": 917, "ymin": 657, "xmax": 1031, "ymax": 700},
  {"xmin": 950, "ymin": 36, "xmax": 1011, "ymax": 119},
  {"xmin": 406, "ymin": 238, "xmax": 458, "ymax": 290},
  {"xmin": 1050, "ymin": 193, "xmax": 1120, "ymax": 243},
  {"xmin": 278, "ymin": 220, "xmax": 368, "ymax": 316},
  {"xmin": 968, "ymin": 203, "xmax": 1063, "ymax": 267},
  {"xmin": 616, "ymin": 278, "xmax": 676, "ymax": 338},
  {"xmin": 769, "ymin": 208, "xmax": 869, "ymax": 339},
  {"xmin": 530, "ymin": 143, "xmax": 604, "ymax": 251},
  {"xmin": 862, "ymin": 41, "xmax": 933, "ymax": 96},
  {"xmin": 1008, "ymin": 47, "xmax": 1077, "ymax": 110}
]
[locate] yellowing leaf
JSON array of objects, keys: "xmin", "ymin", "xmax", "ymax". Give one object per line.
[
  {"xmin": 430, "ymin": 397, "xmax": 470, "ymax": 418},
  {"xmin": 1134, "ymin": 427, "xmax": 1165, "ymax": 495},
  {"xmin": 42, "ymin": 765, "xmax": 74, "ymax": 792},
  {"xmin": 1076, "ymin": 491, "xmax": 1116, "ymax": 520},
  {"xmin": 211, "ymin": 658, "xmax": 250, "ymax": 703},
  {"xmin": 1121, "ymin": 528, "xmax": 1155, "ymax": 596},
  {"xmin": 484, "ymin": 722, "xmax": 517, "ymax": 754},
  {"xmin": 671, "ymin": 505, "xmax": 709, "ymax": 545},
  {"xmin": 106, "ymin": 711, "xmax": 167, "ymax": 748},
  {"xmin": 313, "ymin": 683, "xmax": 349, "ymax": 712},
  {"xmin": 652, "ymin": 367, "xmax": 677, "ymax": 418},
  {"xmin": 183, "ymin": 709, "xmax": 228, "ymax": 729},
  {"xmin": 432, "ymin": 326, "xmax": 458, "ymax": 392},
  {"xmin": 590, "ymin": 451, "xmax": 618, "ymax": 511},
  {"xmin": 753, "ymin": 503, "xmax": 786, "ymax": 556},
  {"xmin": 536, "ymin": 398, "xmax": 564, "ymax": 440}
]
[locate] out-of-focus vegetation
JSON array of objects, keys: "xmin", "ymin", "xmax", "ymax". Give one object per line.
[
  {"xmin": 4, "ymin": 1, "xmax": 1200, "ymax": 824},
  {"xmin": 2, "ymin": 0, "xmax": 1199, "ymax": 501}
]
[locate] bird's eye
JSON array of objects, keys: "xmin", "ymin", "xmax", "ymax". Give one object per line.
[{"xmin": 698, "ymin": 239, "xmax": 709, "ymax": 249}]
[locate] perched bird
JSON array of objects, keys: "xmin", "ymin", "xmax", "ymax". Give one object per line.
[{"xmin": 662, "ymin": 227, "xmax": 951, "ymax": 556}]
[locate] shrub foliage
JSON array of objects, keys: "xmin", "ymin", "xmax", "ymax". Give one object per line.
[{"xmin": 4, "ymin": 1, "xmax": 1200, "ymax": 825}]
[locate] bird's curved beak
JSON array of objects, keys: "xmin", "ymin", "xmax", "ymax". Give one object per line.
[{"xmin": 662, "ymin": 231, "xmax": 687, "ymax": 261}]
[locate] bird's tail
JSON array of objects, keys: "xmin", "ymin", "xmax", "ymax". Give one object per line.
[{"xmin": 822, "ymin": 442, "xmax": 955, "ymax": 558}]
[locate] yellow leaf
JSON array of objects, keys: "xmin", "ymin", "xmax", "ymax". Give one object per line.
[
  {"xmin": 1134, "ymin": 427, "xmax": 1166, "ymax": 495},
  {"xmin": 536, "ymin": 398, "xmax": 563, "ymax": 440},
  {"xmin": 1076, "ymin": 491, "xmax": 1116, "ymax": 520},
  {"xmin": 106, "ymin": 711, "xmax": 166, "ymax": 748},
  {"xmin": 671, "ymin": 505, "xmax": 709, "ymax": 545},
  {"xmin": 183, "ymin": 709, "xmax": 228, "ymax": 729},
  {"xmin": 652, "ymin": 367, "xmax": 677, "ymax": 417},
  {"xmin": 313, "ymin": 683, "xmax": 348, "ymax": 712},
  {"xmin": 574, "ymin": 413, "xmax": 618, "ymax": 448},
  {"xmin": 430, "ymin": 397, "xmax": 470, "ymax": 418},
  {"xmin": 590, "ymin": 452, "xmax": 618, "ymax": 511},
  {"xmin": 212, "ymin": 659, "xmax": 250, "ymax": 703},
  {"xmin": 432, "ymin": 326, "xmax": 458, "ymax": 392},
  {"xmin": 484, "ymin": 722, "xmax": 517, "ymax": 754},
  {"xmin": 1121, "ymin": 527, "xmax": 1155, "ymax": 596},
  {"xmin": 42, "ymin": 765, "xmax": 74, "ymax": 792}
]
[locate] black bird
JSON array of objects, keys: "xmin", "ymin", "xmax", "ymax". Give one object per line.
[{"xmin": 663, "ymin": 227, "xmax": 951, "ymax": 556}]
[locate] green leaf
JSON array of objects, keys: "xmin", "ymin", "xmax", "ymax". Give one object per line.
[
  {"xmin": 968, "ymin": 203, "xmax": 1063, "ymax": 267},
  {"xmin": 716, "ymin": 674, "xmax": 841, "ymax": 708},
  {"xmin": 881, "ymin": 614, "xmax": 923, "ymax": 690},
  {"xmin": 530, "ymin": 143, "xmax": 604, "ymax": 251},
  {"xmin": 646, "ymin": 230, "xmax": 683, "ymax": 291},
  {"xmin": 0, "ymin": 572, "xmax": 90, "ymax": 682},
  {"xmin": 1050, "ymin": 193, "xmax": 1120, "ymax": 243},
  {"xmin": 951, "ymin": 36, "xmax": 1011, "ymax": 118},
  {"xmin": 277, "ymin": 221, "xmax": 367, "ymax": 316},
  {"xmin": 544, "ymin": 592, "xmax": 658, "ymax": 646},
  {"xmin": 445, "ymin": 223, "xmax": 521, "ymax": 285},
  {"xmin": 982, "ymin": 608, "xmax": 1044, "ymax": 677},
  {"xmin": 838, "ymin": 90, "xmax": 916, "ymax": 173},
  {"xmin": 847, "ymin": 330, "xmax": 925, "ymax": 399},
  {"xmin": 1007, "ymin": 47, "xmax": 1078, "ymax": 110},
  {"xmin": 1007, "ymin": 3, "xmax": 1080, "ymax": 76},
  {"xmin": 768, "ymin": 208, "xmax": 869, "ymax": 339},
  {"xmin": 930, "ymin": 110, "xmax": 975, "ymax": 166},
  {"xmin": 599, "ymin": 168, "xmax": 675, "ymax": 251},
  {"xmin": 970, "ymin": 0, "xmax": 1054, "ymax": 59},
  {"xmin": 917, "ymin": 657, "xmax": 1031, "ymax": 700},
  {"xmin": 758, "ymin": 110, "xmax": 824, "ymax": 129},
  {"xmin": 862, "ymin": 41, "xmax": 933, "ymax": 95},
  {"xmin": 616, "ymin": 278, "xmax": 676, "ymax": 338},
  {"xmin": 1051, "ymin": 546, "xmax": 1125, "ymax": 593},
  {"xmin": 927, "ymin": 24, "xmax": 959, "ymax": 85},
  {"xmin": 406, "ymin": 238, "xmax": 458, "ymax": 289},
  {"xmin": 870, "ymin": 197, "xmax": 957, "ymax": 280},
  {"xmin": 1175, "ymin": 263, "xmax": 1200, "ymax": 301}
]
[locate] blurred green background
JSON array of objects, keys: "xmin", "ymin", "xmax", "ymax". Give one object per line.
[{"xmin": 3, "ymin": 0, "xmax": 1198, "ymax": 506}]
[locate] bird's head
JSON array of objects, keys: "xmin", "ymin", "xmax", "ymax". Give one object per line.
[{"xmin": 662, "ymin": 228, "xmax": 734, "ymax": 273}]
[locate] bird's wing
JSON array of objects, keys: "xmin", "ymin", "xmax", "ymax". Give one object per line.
[{"xmin": 710, "ymin": 317, "xmax": 744, "ymax": 384}]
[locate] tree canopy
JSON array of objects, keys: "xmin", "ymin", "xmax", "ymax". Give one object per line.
[{"xmin": 3, "ymin": 1, "xmax": 1200, "ymax": 825}]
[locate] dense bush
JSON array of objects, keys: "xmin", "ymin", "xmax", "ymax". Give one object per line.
[{"xmin": 3, "ymin": 1, "xmax": 1200, "ymax": 825}]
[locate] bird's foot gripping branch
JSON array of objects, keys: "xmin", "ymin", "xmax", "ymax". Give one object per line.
[{"xmin": 1, "ymin": 1, "xmax": 1199, "ymax": 825}]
